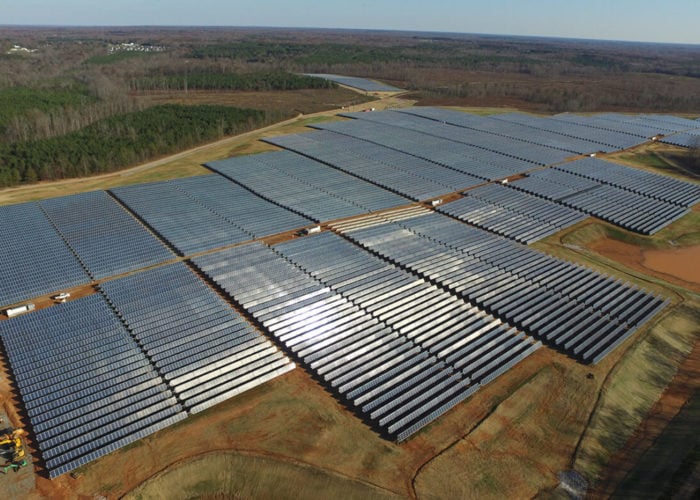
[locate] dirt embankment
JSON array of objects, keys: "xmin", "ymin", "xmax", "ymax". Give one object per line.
[{"xmin": 591, "ymin": 338, "xmax": 700, "ymax": 498}]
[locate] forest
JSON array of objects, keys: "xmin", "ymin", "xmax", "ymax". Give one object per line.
[
  {"xmin": 1, "ymin": 26, "xmax": 699, "ymax": 187},
  {"xmin": 0, "ymin": 104, "xmax": 278, "ymax": 187},
  {"xmin": 131, "ymin": 71, "xmax": 335, "ymax": 91}
]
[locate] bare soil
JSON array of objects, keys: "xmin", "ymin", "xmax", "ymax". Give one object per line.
[
  {"xmin": 642, "ymin": 246, "xmax": 700, "ymax": 286},
  {"xmin": 588, "ymin": 239, "xmax": 700, "ymax": 293}
]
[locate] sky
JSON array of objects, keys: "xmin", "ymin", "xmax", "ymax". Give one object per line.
[{"xmin": 4, "ymin": 0, "xmax": 700, "ymax": 45}]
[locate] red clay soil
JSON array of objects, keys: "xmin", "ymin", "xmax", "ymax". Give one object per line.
[
  {"xmin": 643, "ymin": 246, "xmax": 700, "ymax": 287},
  {"xmin": 590, "ymin": 338, "xmax": 700, "ymax": 499},
  {"xmin": 588, "ymin": 239, "xmax": 700, "ymax": 293}
]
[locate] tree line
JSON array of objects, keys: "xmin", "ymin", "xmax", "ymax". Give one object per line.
[
  {"xmin": 130, "ymin": 71, "xmax": 335, "ymax": 92},
  {"xmin": 0, "ymin": 104, "xmax": 285, "ymax": 187}
]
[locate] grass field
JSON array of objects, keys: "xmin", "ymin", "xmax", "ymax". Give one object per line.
[
  {"xmin": 126, "ymin": 452, "xmax": 402, "ymax": 500},
  {"xmin": 136, "ymin": 87, "xmax": 375, "ymax": 115}
]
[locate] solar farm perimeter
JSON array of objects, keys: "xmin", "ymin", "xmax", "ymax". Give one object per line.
[{"xmin": 1, "ymin": 105, "xmax": 699, "ymax": 497}]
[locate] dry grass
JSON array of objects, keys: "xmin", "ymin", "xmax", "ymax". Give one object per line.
[{"xmin": 126, "ymin": 453, "xmax": 402, "ymax": 500}]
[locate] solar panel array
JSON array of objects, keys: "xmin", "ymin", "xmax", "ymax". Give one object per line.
[
  {"xmin": 274, "ymin": 231, "xmax": 539, "ymax": 383},
  {"xmin": 100, "ymin": 263, "xmax": 294, "ymax": 414},
  {"xmin": 1, "ymin": 104, "xmax": 692, "ymax": 475},
  {"xmin": 111, "ymin": 180, "xmax": 252, "ymax": 255},
  {"xmin": 207, "ymin": 150, "xmax": 409, "ymax": 222},
  {"xmin": 550, "ymin": 113, "xmax": 661, "ymax": 139},
  {"xmin": 661, "ymin": 129, "xmax": 700, "ymax": 148},
  {"xmin": 491, "ymin": 113, "xmax": 642, "ymax": 151},
  {"xmin": 313, "ymin": 119, "xmax": 525, "ymax": 180},
  {"xmin": 332, "ymin": 210, "xmax": 666, "ymax": 364},
  {"xmin": 304, "ymin": 73, "xmax": 402, "ymax": 92},
  {"xmin": 510, "ymin": 169, "xmax": 689, "ymax": 235},
  {"xmin": 397, "ymin": 107, "xmax": 603, "ymax": 155},
  {"xmin": 193, "ymin": 240, "xmax": 538, "ymax": 441},
  {"xmin": 265, "ymin": 129, "xmax": 484, "ymax": 201},
  {"xmin": 111, "ymin": 175, "xmax": 312, "ymax": 255},
  {"xmin": 0, "ymin": 294, "xmax": 187, "ymax": 478},
  {"xmin": 0, "ymin": 202, "xmax": 89, "ymax": 308},
  {"xmin": 592, "ymin": 113, "xmax": 697, "ymax": 134},
  {"xmin": 343, "ymin": 109, "xmax": 573, "ymax": 166},
  {"xmin": 556, "ymin": 157, "xmax": 700, "ymax": 208},
  {"xmin": 172, "ymin": 175, "xmax": 312, "ymax": 237},
  {"xmin": 39, "ymin": 191, "xmax": 174, "ymax": 279},
  {"xmin": 438, "ymin": 184, "xmax": 587, "ymax": 243}
]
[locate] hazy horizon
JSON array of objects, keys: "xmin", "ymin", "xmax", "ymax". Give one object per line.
[{"xmin": 4, "ymin": 0, "xmax": 700, "ymax": 45}]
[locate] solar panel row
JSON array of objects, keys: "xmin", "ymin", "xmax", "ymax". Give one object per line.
[
  {"xmin": 99, "ymin": 262, "xmax": 295, "ymax": 414},
  {"xmin": 550, "ymin": 113, "xmax": 660, "ymax": 139},
  {"xmin": 397, "ymin": 107, "xmax": 604, "ymax": 155},
  {"xmin": 509, "ymin": 169, "xmax": 688, "ymax": 235},
  {"xmin": 207, "ymin": 150, "xmax": 409, "ymax": 222},
  {"xmin": 39, "ymin": 191, "xmax": 174, "ymax": 279},
  {"xmin": 172, "ymin": 175, "xmax": 312, "ymax": 237},
  {"xmin": 661, "ymin": 130, "xmax": 700, "ymax": 148},
  {"xmin": 438, "ymin": 183, "xmax": 587, "ymax": 243},
  {"xmin": 111, "ymin": 180, "xmax": 253, "ymax": 255},
  {"xmin": 313, "ymin": 119, "xmax": 524, "ymax": 180},
  {"xmin": 556, "ymin": 157, "xmax": 700, "ymax": 208},
  {"xmin": 491, "ymin": 113, "xmax": 641, "ymax": 151},
  {"xmin": 591, "ymin": 113, "xmax": 697, "ymax": 135},
  {"xmin": 0, "ymin": 295, "xmax": 187, "ymax": 478},
  {"xmin": 266, "ymin": 130, "xmax": 483, "ymax": 201},
  {"xmin": 273, "ymin": 231, "xmax": 539, "ymax": 380},
  {"xmin": 0, "ymin": 202, "xmax": 89, "ymax": 308},
  {"xmin": 344, "ymin": 109, "xmax": 572, "ymax": 166},
  {"xmin": 331, "ymin": 211, "xmax": 666, "ymax": 364},
  {"xmin": 192, "ymin": 242, "xmax": 533, "ymax": 441}
]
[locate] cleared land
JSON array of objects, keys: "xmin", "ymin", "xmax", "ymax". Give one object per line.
[{"xmin": 0, "ymin": 103, "xmax": 698, "ymax": 499}]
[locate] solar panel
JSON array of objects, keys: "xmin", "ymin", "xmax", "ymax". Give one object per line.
[
  {"xmin": 111, "ymin": 180, "xmax": 253, "ymax": 255},
  {"xmin": 491, "ymin": 113, "xmax": 641, "ymax": 151},
  {"xmin": 312, "ymin": 118, "xmax": 526, "ymax": 180},
  {"xmin": 397, "ymin": 107, "xmax": 605, "ymax": 155},
  {"xmin": 439, "ymin": 183, "xmax": 587, "ymax": 243},
  {"xmin": 556, "ymin": 157, "xmax": 700, "ymax": 208},
  {"xmin": 191, "ymin": 240, "xmax": 537, "ymax": 441},
  {"xmin": 172, "ymin": 175, "xmax": 312, "ymax": 237}
]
